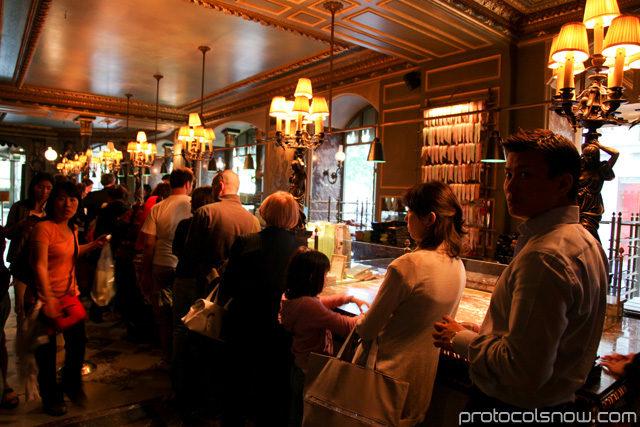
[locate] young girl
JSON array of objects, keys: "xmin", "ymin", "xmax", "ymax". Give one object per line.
[{"xmin": 279, "ymin": 246, "xmax": 369, "ymax": 427}]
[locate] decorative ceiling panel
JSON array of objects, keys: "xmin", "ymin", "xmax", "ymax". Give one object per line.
[
  {"xmin": 380, "ymin": 0, "xmax": 493, "ymax": 49},
  {"xmin": 1, "ymin": 0, "xmax": 639, "ymax": 134}
]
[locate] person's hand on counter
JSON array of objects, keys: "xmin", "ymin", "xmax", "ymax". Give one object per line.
[
  {"xmin": 433, "ymin": 315, "xmax": 468, "ymax": 352},
  {"xmin": 350, "ymin": 296, "xmax": 370, "ymax": 314},
  {"xmin": 600, "ymin": 353, "xmax": 635, "ymax": 378}
]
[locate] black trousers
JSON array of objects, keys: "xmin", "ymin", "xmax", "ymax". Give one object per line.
[{"xmin": 34, "ymin": 320, "xmax": 87, "ymax": 408}]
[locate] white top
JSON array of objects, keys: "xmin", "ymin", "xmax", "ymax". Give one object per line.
[
  {"xmin": 453, "ymin": 205, "xmax": 608, "ymax": 409},
  {"xmin": 141, "ymin": 194, "xmax": 192, "ymax": 268},
  {"xmin": 355, "ymin": 245, "xmax": 466, "ymax": 427}
]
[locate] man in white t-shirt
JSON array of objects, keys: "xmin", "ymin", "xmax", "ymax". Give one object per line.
[{"xmin": 141, "ymin": 168, "xmax": 194, "ymax": 367}]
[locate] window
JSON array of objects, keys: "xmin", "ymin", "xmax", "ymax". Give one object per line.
[
  {"xmin": 599, "ymin": 124, "xmax": 640, "ymax": 245},
  {"xmin": 342, "ymin": 107, "xmax": 377, "ymax": 225}
]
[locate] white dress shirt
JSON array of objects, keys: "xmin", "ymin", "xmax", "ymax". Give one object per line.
[{"xmin": 453, "ymin": 205, "xmax": 608, "ymax": 409}]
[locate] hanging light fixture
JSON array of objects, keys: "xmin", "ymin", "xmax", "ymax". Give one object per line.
[
  {"xmin": 367, "ymin": 138, "xmax": 386, "ymax": 163},
  {"xmin": 367, "ymin": 122, "xmax": 386, "ymax": 163},
  {"xmin": 481, "ymin": 131, "xmax": 505, "ymax": 163},
  {"xmin": 550, "ymin": 0, "xmax": 640, "ymax": 135},
  {"xmin": 270, "ymin": 79, "xmax": 329, "ymax": 150},
  {"xmin": 98, "ymin": 119, "xmax": 123, "ymax": 174},
  {"xmin": 207, "ymin": 157, "xmax": 218, "ymax": 172},
  {"xmin": 180, "ymin": 46, "xmax": 216, "ymax": 164},
  {"xmin": 243, "ymin": 146, "xmax": 255, "ymax": 170},
  {"xmin": 126, "ymin": 78, "xmax": 161, "ymax": 202},
  {"xmin": 44, "ymin": 147, "xmax": 58, "ymax": 162}
]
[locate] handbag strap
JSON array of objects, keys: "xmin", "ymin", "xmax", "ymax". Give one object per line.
[
  {"xmin": 208, "ymin": 284, "xmax": 233, "ymax": 309},
  {"xmin": 336, "ymin": 326, "xmax": 358, "ymax": 361},
  {"xmin": 336, "ymin": 326, "xmax": 379, "ymax": 370},
  {"xmin": 204, "ymin": 285, "xmax": 218, "ymax": 302}
]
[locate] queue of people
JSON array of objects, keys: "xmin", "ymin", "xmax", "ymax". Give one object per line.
[{"xmin": 0, "ymin": 128, "xmax": 630, "ymax": 424}]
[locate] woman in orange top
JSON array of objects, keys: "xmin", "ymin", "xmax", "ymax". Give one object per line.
[{"xmin": 30, "ymin": 181, "xmax": 107, "ymax": 417}]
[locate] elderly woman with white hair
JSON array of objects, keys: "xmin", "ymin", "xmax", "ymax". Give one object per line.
[{"xmin": 219, "ymin": 190, "xmax": 303, "ymax": 426}]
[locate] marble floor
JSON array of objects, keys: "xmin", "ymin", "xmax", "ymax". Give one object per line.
[{"xmin": 1, "ymin": 289, "xmax": 221, "ymax": 426}]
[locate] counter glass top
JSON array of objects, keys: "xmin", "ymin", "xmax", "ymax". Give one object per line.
[{"xmin": 322, "ymin": 279, "xmax": 640, "ymax": 397}]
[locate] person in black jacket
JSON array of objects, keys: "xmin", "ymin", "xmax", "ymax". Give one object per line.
[
  {"xmin": 83, "ymin": 173, "xmax": 115, "ymax": 231},
  {"xmin": 219, "ymin": 191, "xmax": 303, "ymax": 427}
]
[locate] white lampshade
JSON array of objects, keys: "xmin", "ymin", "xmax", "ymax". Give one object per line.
[
  {"xmin": 192, "ymin": 126, "xmax": 205, "ymax": 141},
  {"xmin": 602, "ymin": 15, "xmax": 640, "ymax": 57},
  {"xmin": 188, "ymin": 113, "xmax": 202, "ymax": 127},
  {"xmin": 583, "ymin": 0, "xmax": 620, "ymax": 28},
  {"xmin": 204, "ymin": 128, "xmax": 216, "ymax": 142},
  {"xmin": 294, "ymin": 78, "xmax": 313, "ymax": 99},
  {"xmin": 292, "ymin": 96, "xmax": 310, "ymax": 115},
  {"xmin": 310, "ymin": 97, "xmax": 330, "ymax": 118},
  {"xmin": 136, "ymin": 131, "xmax": 147, "ymax": 143},
  {"xmin": 552, "ymin": 22, "xmax": 590, "ymax": 63},
  {"xmin": 269, "ymin": 96, "xmax": 287, "ymax": 117},
  {"xmin": 335, "ymin": 146, "xmax": 346, "ymax": 162},
  {"xmin": 178, "ymin": 126, "xmax": 190, "ymax": 140}
]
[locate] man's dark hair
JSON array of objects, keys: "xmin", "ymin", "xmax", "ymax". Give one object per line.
[
  {"xmin": 501, "ymin": 129, "xmax": 580, "ymax": 200},
  {"xmin": 107, "ymin": 184, "xmax": 129, "ymax": 201},
  {"xmin": 169, "ymin": 168, "xmax": 194, "ymax": 189},
  {"xmin": 81, "ymin": 178, "xmax": 94, "ymax": 187},
  {"xmin": 100, "ymin": 173, "xmax": 116, "ymax": 187}
]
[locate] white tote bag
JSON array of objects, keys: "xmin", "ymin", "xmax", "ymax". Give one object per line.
[{"xmin": 181, "ymin": 285, "xmax": 231, "ymax": 341}]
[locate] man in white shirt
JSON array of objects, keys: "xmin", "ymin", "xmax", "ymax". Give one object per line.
[
  {"xmin": 141, "ymin": 168, "xmax": 194, "ymax": 367},
  {"xmin": 433, "ymin": 129, "xmax": 608, "ymax": 413}
]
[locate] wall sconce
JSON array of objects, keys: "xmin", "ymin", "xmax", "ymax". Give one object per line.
[{"xmin": 323, "ymin": 145, "xmax": 345, "ymax": 184}]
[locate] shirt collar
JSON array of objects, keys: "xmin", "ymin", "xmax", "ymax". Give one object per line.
[
  {"xmin": 219, "ymin": 194, "xmax": 240, "ymax": 203},
  {"xmin": 517, "ymin": 205, "xmax": 580, "ymax": 238}
]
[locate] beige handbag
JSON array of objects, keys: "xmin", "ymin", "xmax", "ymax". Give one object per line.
[
  {"xmin": 181, "ymin": 284, "xmax": 230, "ymax": 341},
  {"xmin": 302, "ymin": 327, "xmax": 409, "ymax": 427}
]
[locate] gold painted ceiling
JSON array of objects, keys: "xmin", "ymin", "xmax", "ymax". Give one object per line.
[{"xmin": 0, "ymin": 0, "xmax": 639, "ymax": 137}]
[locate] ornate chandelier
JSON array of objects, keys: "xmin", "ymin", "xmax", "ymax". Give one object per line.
[
  {"xmin": 269, "ymin": 78, "xmax": 329, "ymax": 150},
  {"xmin": 98, "ymin": 142, "xmax": 123, "ymax": 174},
  {"xmin": 550, "ymin": 0, "xmax": 640, "ymax": 138},
  {"xmin": 179, "ymin": 46, "xmax": 217, "ymax": 165},
  {"xmin": 57, "ymin": 149, "xmax": 94, "ymax": 177},
  {"xmin": 127, "ymin": 130, "xmax": 157, "ymax": 169},
  {"xmin": 178, "ymin": 112, "xmax": 215, "ymax": 162}
]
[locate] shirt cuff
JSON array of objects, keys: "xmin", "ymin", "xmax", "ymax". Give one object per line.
[{"xmin": 451, "ymin": 329, "xmax": 477, "ymax": 358}]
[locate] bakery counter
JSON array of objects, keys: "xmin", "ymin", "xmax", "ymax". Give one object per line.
[{"xmin": 322, "ymin": 280, "xmax": 637, "ymax": 423}]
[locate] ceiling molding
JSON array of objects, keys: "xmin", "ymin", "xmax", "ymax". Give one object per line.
[
  {"xmin": 184, "ymin": 0, "xmax": 352, "ymax": 48},
  {"xmin": 14, "ymin": 0, "xmax": 52, "ymax": 87},
  {"xmin": 0, "ymin": 85, "xmax": 188, "ymax": 124}
]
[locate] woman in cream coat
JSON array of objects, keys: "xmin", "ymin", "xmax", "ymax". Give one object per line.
[{"xmin": 354, "ymin": 181, "xmax": 466, "ymax": 426}]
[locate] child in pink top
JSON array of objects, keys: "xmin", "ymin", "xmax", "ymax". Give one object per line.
[{"xmin": 279, "ymin": 247, "xmax": 368, "ymax": 427}]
